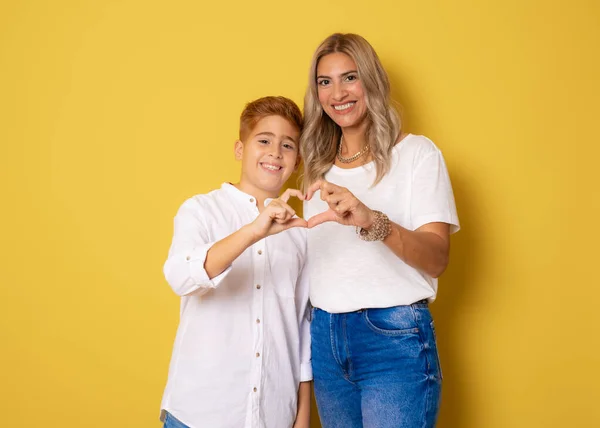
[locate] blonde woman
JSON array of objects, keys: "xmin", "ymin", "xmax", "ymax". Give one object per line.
[{"xmin": 301, "ymin": 33, "xmax": 460, "ymax": 428}]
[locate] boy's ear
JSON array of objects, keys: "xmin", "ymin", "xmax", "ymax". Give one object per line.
[{"xmin": 234, "ymin": 140, "xmax": 244, "ymax": 160}]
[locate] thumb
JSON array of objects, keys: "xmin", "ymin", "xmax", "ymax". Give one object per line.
[
  {"xmin": 307, "ymin": 209, "xmax": 338, "ymax": 228},
  {"xmin": 282, "ymin": 217, "xmax": 308, "ymax": 230}
]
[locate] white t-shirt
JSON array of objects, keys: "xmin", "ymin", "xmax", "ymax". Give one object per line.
[{"xmin": 304, "ymin": 134, "xmax": 460, "ymax": 313}]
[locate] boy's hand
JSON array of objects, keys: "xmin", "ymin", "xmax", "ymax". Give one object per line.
[{"xmin": 250, "ymin": 189, "xmax": 307, "ymax": 239}]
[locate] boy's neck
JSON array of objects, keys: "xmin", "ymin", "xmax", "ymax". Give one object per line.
[{"xmin": 233, "ymin": 181, "xmax": 278, "ymax": 212}]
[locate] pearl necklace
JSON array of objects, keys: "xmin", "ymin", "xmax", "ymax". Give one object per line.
[{"xmin": 337, "ymin": 136, "xmax": 370, "ymax": 164}]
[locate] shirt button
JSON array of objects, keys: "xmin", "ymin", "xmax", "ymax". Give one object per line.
[
  {"xmin": 256, "ymin": 284, "xmax": 261, "ymax": 289},
  {"xmin": 249, "ymin": 198, "xmax": 254, "ymax": 203},
  {"xmin": 256, "ymin": 352, "xmax": 260, "ymax": 357},
  {"xmin": 257, "ymin": 250, "xmax": 262, "ymax": 255},
  {"xmin": 253, "ymin": 387, "xmax": 257, "ymax": 392},
  {"xmin": 256, "ymin": 318, "xmax": 261, "ymax": 324}
]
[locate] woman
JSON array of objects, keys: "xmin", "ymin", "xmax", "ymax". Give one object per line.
[{"xmin": 301, "ymin": 33, "xmax": 460, "ymax": 428}]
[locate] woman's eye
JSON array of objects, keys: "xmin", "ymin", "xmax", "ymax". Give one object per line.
[
  {"xmin": 346, "ymin": 74, "xmax": 357, "ymax": 82},
  {"xmin": 318, "ymin": 79, "xmax": 330, "ymax": 86}
]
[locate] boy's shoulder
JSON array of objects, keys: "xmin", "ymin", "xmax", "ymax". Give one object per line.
[
  {"xmin": 186, "ymin": 185, "xmax": 226, "ymax": 203},
  {"xmin": 177, "ymin": 184, "xmax": 236, "ymax": 216}
]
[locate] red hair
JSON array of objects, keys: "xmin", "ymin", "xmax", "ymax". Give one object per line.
[{"xmin": 239, "ymin": 96, "xmax": 303, "ymax": 141}]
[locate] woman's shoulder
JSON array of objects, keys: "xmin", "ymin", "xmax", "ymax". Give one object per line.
[
  {"xmin": 393, "ymin": 133, "xmax": 442, "ymax": 160},
  {"xmin": 392, "ymin": 134, "xmax": 441, "ymax": 169},
  {"xmin": 394, "ymin": 133, "xmax": 440, "ymax": 151}
]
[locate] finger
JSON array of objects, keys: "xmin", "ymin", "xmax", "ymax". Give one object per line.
[
  {"xmin": 320, "ymin": 181, "xmax": 347, "ymax": 202},
  {"xmin": 307, "ymin": 209, "xmax": 339, "ymax": 228},
  {"xmin": 323, "ymin": 192, "xmax": 346, "ymax": 208},
  {"xmin": 333, "ymin": 200, "xmax": 353, "ymax": 217},
  {"xmin": 321, "ymin": 181, "xmax": 343, "ymax": 195},
  {"xmin": 305, "ymin": 180, "xmax": 324, "ymax": 201},
  {"xmin": 268, "ymin": 204, "xmax": 287, "ymax": 220},
  {"xmin": 279, "ymin": 188, "xmax": 305, "ymax": 203},
  {"xmin": 277, "ymin": 200, "xmax": 296, "ymax": 218},
  {"xmin": 274, "ymin": 209, "xmax": 294, "ymax": 224},
  {"xmin": 281, "ymin": 217, "xmax": 308, "ymax": 230}
]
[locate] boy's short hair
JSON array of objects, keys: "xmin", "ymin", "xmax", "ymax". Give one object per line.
[{"xmin": 239, "ymin": 96, "xmax": 303, "ymax": 141}]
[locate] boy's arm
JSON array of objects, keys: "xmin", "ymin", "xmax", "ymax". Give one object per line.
[
  {"xmin": 164, "ymin": 198, "xmax": 236, "ymax": 296},
  {"xmin": 296, "ymin": 248, "xmax": 313, "ymax": 383},
  {"xmin": 205, "ymin": 188, "xmax": 306, "ymax": 279},
  {"xmin": 294, "ymin": 245, "xmax": 313, "ymax": 428},
  {"xmin": 164, "ymin": 191, "xmax": 306, "ymax": 296},
  {"xmin": 293, "ymin": 381, "xmax": 312, "ymax": 428},
  {"xmin": 203, "ymin": 224, "xmax": 258, "ymax": 279}
]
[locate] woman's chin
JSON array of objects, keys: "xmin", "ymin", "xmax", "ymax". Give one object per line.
[{"xmin": 329, "ymin": 112, "xmax": 366, "ymax": 130}]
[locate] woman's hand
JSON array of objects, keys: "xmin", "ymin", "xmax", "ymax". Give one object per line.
[{"xmin": 305, "ymin": 180, "xmax": 374, "ymax": 229}]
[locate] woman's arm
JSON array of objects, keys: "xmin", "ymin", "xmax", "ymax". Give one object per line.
[
  {"xmin": 383, "ymin": 221, "xmax": 450, "ymax": 278},
  {"xmin": 305, "ymin": 180, "xmax": 450, "ymax": 278}
]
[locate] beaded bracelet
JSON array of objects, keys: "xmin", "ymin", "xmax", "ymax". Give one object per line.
[{"xmin": 356, "ymin": 210, "xmax": 392, "ymax": 241}]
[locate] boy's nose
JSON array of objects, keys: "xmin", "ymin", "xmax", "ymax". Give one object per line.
[{"xmin": 269, "ymin": 146, "xmax": 283, "ymax": 158}]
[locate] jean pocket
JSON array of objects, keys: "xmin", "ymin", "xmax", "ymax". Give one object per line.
[
  {"xmin": 430, "ymin": 320, "xmax": 443, "ymax": 379},
  {"xmin": 363, "ymin": 306, "xmax": 420, "ymax": 336}
]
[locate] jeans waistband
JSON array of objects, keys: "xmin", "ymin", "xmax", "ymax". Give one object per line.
[
  {"xmin": 411, "ymin": 299, "xmax": 429, "ymax": 308},
  {"xmin": 313, "ymin": 299, "xmax": 429, "ymax": 316}
]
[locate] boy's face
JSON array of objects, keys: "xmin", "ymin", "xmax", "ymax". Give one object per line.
[{"xmin": 235, "ymin": 115, "xmax": 301, "ymax": 197}]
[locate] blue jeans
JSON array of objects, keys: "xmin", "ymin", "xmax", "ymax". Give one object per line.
[
  {"xmin": 311, "ymin": 301, "xmax": 442, "ymax": 428},
  {"xmin": 163, "ymin": 411, "xmax": 190, "ymax": 428}
]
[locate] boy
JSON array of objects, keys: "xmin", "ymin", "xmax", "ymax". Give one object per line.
[{"xmin": 160, "ymin": 96, "xmax": 311, "ymax": 428}]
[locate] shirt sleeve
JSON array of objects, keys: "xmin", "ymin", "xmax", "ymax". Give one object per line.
[
  {"xmin": 163, "ymin": 199, "xmax": 232, "ymax": 296},
  {"xmin": 411, "ymin": 149, "xmax": 460, "ymax": 234},
  {"xmin": 295, "ymin": 248, "xmax": 313, "ymax": 382}
]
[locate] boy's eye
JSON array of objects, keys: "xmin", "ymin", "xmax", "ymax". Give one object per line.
[
  {"xmin": 258, "ymin": 139, "xmax": 269, "ymax": 144},
  {"xmin": 283, "ymin": 143, "xmax": 295, "ymax": 150}
]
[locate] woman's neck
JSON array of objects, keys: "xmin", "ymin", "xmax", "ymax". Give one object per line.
[{"xmin": 340, "ymin": 123, "xmax": 368, "ymax": 154}]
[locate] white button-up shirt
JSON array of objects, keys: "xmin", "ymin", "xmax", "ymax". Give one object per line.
[{"xmin": 160, "ymin": 183, "xmax": 312, "ymax": 428}]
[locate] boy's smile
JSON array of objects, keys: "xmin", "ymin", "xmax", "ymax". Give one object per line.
[
  {"xmin": 260, "ymin": 162, "xmax": 283, "ymax": 172},
  {"xmin": 235, "ymin": 115, "xmax": 300, "ymax": 204}
]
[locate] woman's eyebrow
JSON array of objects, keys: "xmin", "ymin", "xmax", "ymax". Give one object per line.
[{"xmin": 316, "ymin": 70, "xmax": 358, "ymax": 79}]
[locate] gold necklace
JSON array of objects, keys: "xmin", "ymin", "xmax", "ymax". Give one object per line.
[{"xmin": 337, "ymin": 135, "xmax": 370, "ymax": 164}]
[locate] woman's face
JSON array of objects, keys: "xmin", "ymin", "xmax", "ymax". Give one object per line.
[{"xmin": 316, "ymin": 52, "xmax": 367, "ymax": 131}]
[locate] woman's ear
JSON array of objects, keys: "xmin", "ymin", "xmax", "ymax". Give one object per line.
[{"xmin": 234, "ymin": 140, "xmax": 244, "ymax": 160}]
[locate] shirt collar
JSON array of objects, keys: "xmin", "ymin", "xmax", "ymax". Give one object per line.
[{"xmin": 221, "ymin": 183, "xmax": 274, "ymax": 208}]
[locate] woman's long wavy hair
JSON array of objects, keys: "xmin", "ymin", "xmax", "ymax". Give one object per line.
[{"xmin": 300, "ymin": 33, "xmax": 401, "ymax": 190}]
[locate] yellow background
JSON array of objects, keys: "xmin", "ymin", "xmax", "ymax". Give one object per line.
[{"xmin": 1, "ymin": 1, "xmax": 599, "ymax": 427}]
